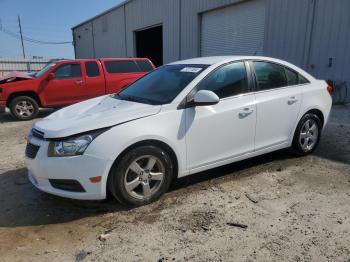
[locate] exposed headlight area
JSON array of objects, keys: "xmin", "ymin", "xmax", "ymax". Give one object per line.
[{"xmin": 47, "ymin": 128, "xmax": 109, "ymax": 157}]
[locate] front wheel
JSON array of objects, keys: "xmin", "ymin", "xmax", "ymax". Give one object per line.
[
  {"xmin": 292, "ymin": 113, "xmax": 322, "ymax": 155},
  {"xmin": 108, "ymin": 145, "xmax": 175, "ymax": 206},
  {"xmin": 9, "ymin": 96, "xmax": 39, "ymax": 121}
]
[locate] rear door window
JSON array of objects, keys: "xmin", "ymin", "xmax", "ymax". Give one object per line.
[
  {"xmin": 136, "ymin": 60, "xmax": 154, "ymax": 72},
  {"xmin": 85, "ymin": 61, "xmax": 100, "ymax": 77},
  {"xmin": 253, "ymin": 61, "xmax": 288, "ymax": 90},
  {"xmin": 54, "ymin": 63, "xmax": 81, "ymax": 79},
  {"xmin": 299, "ymin": 74, "xmax": 310, "ymax": 84},
  {"xmin": 285, "ymin": 68, "xmax": 299, "ymax": 86},
  {"xmin": 104, "ymin": 60, "xmax": 140, "ymax": 73}
]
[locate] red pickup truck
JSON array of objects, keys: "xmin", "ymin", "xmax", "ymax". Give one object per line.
[{"xmin": 0, "ymin": 58, "xmax": 155, "ymax": 120}]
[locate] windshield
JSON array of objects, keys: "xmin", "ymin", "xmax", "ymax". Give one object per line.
[
  {"xmin": 114, "ymin": 64, "xmax": 208, "ymax": 105},
  {"xmin": 34, "ymin": 63, "xmax": 56, "ymax": 78}
]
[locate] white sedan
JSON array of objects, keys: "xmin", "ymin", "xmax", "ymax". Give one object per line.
[{"xmin": 25, "ymin": 56, "xmax": 332, "ymax": 206}]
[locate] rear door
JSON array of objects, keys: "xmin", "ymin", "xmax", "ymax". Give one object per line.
[
  {"xmin": 83, "ymin": 60, "xmax": 105, "ymax": 99},
  {"xmin": 102, "ymin": 59, "xmax": 153, "ymax": 94},
  {"xmin": 251, "ymin": 61, "xmax": 303, "ymax": 150},
  {"xmin": 43, "ymin": 62, "xmax": 85, "ymax": 106}
]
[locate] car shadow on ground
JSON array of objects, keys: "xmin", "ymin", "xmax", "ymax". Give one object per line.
[
  {"xmin": 0, "ymin": 149, "xmax": 297, "ymax": 228},
  {"xmin": 313, "ymin": 105, "xmax": 350, "ymax": 165},
  {"xmin": 0, "ymin": 109, "xmax": 55, "ymax": 123}
]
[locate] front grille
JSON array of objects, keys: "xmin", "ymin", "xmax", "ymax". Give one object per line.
[
  {"xmin": 25, "ymin": 143, "xmax": 40, "ymax": 159},
  {"xmin": 49, "ymin": 179, "xmax": 86, "ymax": 192},
  {"xmin": 32, "ymin": 128, "xmax": 45, "ymax": 140}
]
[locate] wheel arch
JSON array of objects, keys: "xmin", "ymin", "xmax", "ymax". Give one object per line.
[
  {"xmin": 106, "ymin": 139, "xmax": 179, "ymax": 195},
  {"xmin": 305, "ymin": 108, "xmax": 324, "ymax": 128},
  {"xmin": 7, "ymin": 91, "xmax": 42, "ymax": 107},
  {"xmin": 292, "ymin": 107, "xmax": 325, "ymax": 142}
]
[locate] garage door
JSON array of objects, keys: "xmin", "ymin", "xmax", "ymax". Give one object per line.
[{"xmin": 201, "ymin": 0, "xmax": 266, "ymax": 56}]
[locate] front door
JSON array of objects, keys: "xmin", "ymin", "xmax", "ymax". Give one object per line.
[
  {"xmin": 44, "ymin": 62, "xmax": 85, "ymax": 106},
  {"xmin": 185, "ymin": 61, "xmax": 256, "ymax": 172}
]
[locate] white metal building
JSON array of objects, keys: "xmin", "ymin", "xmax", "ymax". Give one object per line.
[{"xmin": 72, "ymin": 0, "xmax": 350, "ymax": 103}]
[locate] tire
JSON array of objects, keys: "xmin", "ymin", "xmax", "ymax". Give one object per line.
[
  {"xmin": 292, "ymin": 113, "xmax": 322, "ymax": 156},
  {"xmin": 108, "ymin": 145, "xmax": 175, "ymax": 206},
  {"xmin": 9, "ymin": 96, "xmax": 39, "ymax": 121}
]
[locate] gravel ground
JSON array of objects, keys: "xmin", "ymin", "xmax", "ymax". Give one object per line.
[{"xmin": 0, "ymin": 106, "xmax": 349, "ymax": 262}]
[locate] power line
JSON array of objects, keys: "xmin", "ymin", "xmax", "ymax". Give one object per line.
[{"xmin": 0, "ymin": 23, "xmax": 72, "ymax": 45}]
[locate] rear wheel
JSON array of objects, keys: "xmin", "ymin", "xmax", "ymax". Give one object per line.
[
  {"xmin": 108, "ymin": 145, "xmax": 174, "ymax": 206},
  {"xmin": 10, "ymin": 96, "xmax": 39, "ymax": 121},
  {"xmin": 292, "ymin": 113, "xmax": 322, "ymax": 155}
]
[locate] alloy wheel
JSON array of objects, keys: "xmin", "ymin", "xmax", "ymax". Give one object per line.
[
  {"xmin": 124, "ymin": 155, "xmax": 165, "ymax": 200},
  {"xmin": 15, "ymin": 101, "xmax": 34, "ymax": 117},
  {"xmin": 299, "ymin": 119, "xmax": 319, "ymax": 152}
]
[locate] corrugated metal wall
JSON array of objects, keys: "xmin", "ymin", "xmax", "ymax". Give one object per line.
[
  {"xmin": 124, "ymin": 0, "xmax": 180, "ymax": 63},
  {"xmin": 72, "ymin": 0, "xmax": 350, "ymax": 102},
  {"xmin": 307, "ymin": 0, "xmax": 350, "ymax": 104},
  {"xmin": 264, "ymin": 0, "xmax": 350, "ymax": 102},
  {"xmin": 264, "ymin": 0, "xmax": 313, "ymax": 68},
  {"xmin": 73, "ymin": 22, "xmax": 94, "ymax": 59},
  {"xmin": 92, "ymin": 7, "xmax": 127, "ymax": 58}
]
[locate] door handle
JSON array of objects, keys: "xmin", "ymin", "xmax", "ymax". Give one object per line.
[
  {"xmin": 75, "ymin": 80, "xmax": 84, "ymax": 85},
  {"xmin": 239, "ymin": 108, "xmax": 254, "ymax": 118},
  {"xmin": 287, "ymin": 96, "xmax": 298, "ymax": 105}
]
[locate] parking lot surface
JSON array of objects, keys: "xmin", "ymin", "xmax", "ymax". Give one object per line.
[{"xmin": 0, "ymin": 106, "xmax": 349, "ymax": 262}]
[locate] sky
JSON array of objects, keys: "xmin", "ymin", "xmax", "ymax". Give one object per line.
[{"xmin": 0, "ymin": 0, "xmax": 123, "ymax": 59}]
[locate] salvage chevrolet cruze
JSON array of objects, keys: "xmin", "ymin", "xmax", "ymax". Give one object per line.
[{"xmin": 25, "ymin": 56, "xmax": 332, "ymax": 206}]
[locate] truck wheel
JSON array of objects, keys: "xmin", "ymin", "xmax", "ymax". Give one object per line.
[
  {"xmin": 10, "ymin": 96, "xmax": 39, "ymax": 121},
  {"xmin": 108, "ymin": 145, "xmax": 175, "ymax": 206}
]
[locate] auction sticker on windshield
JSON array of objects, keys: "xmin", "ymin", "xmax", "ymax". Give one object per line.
[{"xmin": 180, "ymin": 67, "xmax": 203, "ymax": 73}]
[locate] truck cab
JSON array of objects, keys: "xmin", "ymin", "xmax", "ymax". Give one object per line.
[{"xmin": 0, "ymin": 58, "xmax": 154, "ymax": 120}]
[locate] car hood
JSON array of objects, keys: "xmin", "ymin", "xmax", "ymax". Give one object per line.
[
  {"xmin": 0, "ymin": 71, "xmax": 33, "ymax": 84},
  {"xmin": 34, "ymin": 95, "xmax": 161, "ymax": 138}
]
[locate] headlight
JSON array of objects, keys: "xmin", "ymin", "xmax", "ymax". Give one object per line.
[{"xmin": 48, "ymin": 128, "xmax": 109, "ymax": 157}]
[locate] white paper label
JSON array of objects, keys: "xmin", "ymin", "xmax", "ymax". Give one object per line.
[{"xmin": 180, "ymin": 67, "xmax": 203, "ymax": 73}]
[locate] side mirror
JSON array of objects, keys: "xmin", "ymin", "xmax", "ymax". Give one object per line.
[
  {"xmin": 192, "ymin": 90, "xmax": 219, "ymax": 106},
  {"xmin": 46, "ymin": 73, "xmax": 56, "ymax": 81}
]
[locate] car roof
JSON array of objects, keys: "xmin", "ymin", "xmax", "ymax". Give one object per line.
[
  {"xmin": 168, "ymin": 56, "xmax": 316, "ymax": 81},
  {"xmin": 56, "ymin": 58, "xmax": 150, "ymax": 63},
  {"xmin": 169, "ymin": 56, "xmax": 286, "ymax": 66}
]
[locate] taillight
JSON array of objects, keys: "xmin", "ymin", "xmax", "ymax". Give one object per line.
[{"xmin": 327, "ymin": 85, "xmax": 334, "ymax": 96}]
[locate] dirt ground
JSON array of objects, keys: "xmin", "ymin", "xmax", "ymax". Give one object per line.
[{"xmin": 0, "ymin": 106, "xmax": 349, "ymax": 262}]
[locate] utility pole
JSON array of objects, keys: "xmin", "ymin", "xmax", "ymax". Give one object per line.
[{"xmin": 17, "ymin": 15, "xmax": 26, "ymax": 59}]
